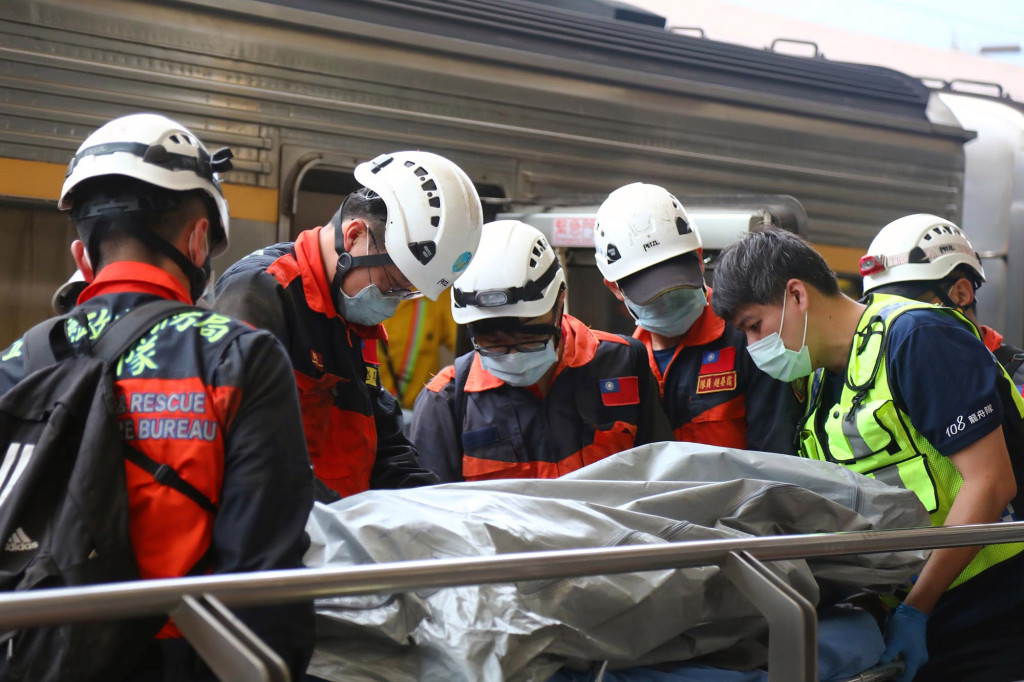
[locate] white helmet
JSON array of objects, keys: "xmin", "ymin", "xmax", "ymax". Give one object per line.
[
  {"xmin": 451, "ymin": 220, "xmax": 566, "ymax": 324},
  {"xmin": 354, "ymin": 151, "xmax": 483, "ymax": 301},
  {"xmin": 59, "ymin": 113, "xmax": 232, "ymax": 257},
  {"xmin": 594, "ymin": 183, "xmax": 705, "ymax": 304},
  {"xmin": 861, "ymin": 214, "xmax": 985, "ymax": 293}
]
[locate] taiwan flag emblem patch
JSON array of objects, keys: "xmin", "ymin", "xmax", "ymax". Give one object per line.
[
  {"xmin": 697, "ymin": 347, "xmax": 737, "ymax": 394},
  {"xmin": 599, "ymin": 376, "xmax": 640, "ymax": 406}
]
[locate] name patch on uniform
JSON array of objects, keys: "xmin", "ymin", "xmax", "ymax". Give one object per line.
[
  {"xmin": 697, "ymin": 371, "xmax": 737, "ymax": 394},
  {"xmin": 700, "ymin": 347, "xmax": 735, "ymax": 374},
  {"xmin": 599, "ymin": 376, "xmax": 639, "ymax": 406}
]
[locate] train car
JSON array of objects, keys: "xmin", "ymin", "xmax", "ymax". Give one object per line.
[{"xmin": 0, "ymin": 0, "xmax": 995, "ymax": 346}]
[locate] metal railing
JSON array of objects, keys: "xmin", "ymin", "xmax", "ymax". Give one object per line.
[{"xmin": 3, "ymin": 522, "xmax": 1024, "ymax": 681}]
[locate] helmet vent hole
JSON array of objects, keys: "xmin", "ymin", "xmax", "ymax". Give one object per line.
[
  {"xmin": 908, "ymin": 246, "xmax": 928, "ymax": 263},
  {"xmin": 421, "ymin": 179, "xmax": 437, "ymax": 191},
  {"xmin": 169, "ymin": 134, "xmax": 181, "ymax": 144},
  {"xmin": 529, "ymin": 258, "xmax": 537, "ymax": 268},
  {"xmin": 428, "ymin": 196, "xmax": 441, "ymax": 208},
  {"xmin": 533, "ymin": 246, "xmax": 542, "ymax": 257},
  {"xmin": 404, "ymin": 160, "xmax": 416, "ymax": 168},
  {"xmin": 413, "ymin": 167, "xmax": 428, "ymax": 178},
  {"xmin": 676, "ymin": 217, "xmax": 690, "ymax": 235},
  {"xmin": 430, "ymin": 216, "xmax": 440, "ymax": 227}
]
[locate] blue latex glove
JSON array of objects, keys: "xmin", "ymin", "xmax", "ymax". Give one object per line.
[{"xmin": 879, "ymin": 603, "xmax": 929, "ymax": 682}]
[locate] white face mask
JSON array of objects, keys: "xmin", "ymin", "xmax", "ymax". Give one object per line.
[
  {"xmin": 339, "ymin": 284, "xmax": 402, "ymax": 326},
  {"xmin": 745, "ymin": 293, "xmax": 812, "ymax": 382},
  {"xmin": 624, "ymin": 287, "xmax": 707, "ymax": 337},
  {"xmin": 335, "ymin": 234, "xmax": 404, "ymax": 326},
  {"xmin": 480, "ymin": 343, "xmax": 558, "ymax": 387}
]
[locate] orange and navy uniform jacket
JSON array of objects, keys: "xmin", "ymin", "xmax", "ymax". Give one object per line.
[
  {"xmin": 636, "ymin": 293, "xmax": 799, "ymax": 454},
  {"xmin": 0, "ymin": 262, "xmax": 315, "ymax": 675},
  {"xmin": 409, "ymin": 314, "xmax": 673, "ymax": 482},
  {"xmin": 214, "ymin": 226, "xmax": 438, "ymax": 498},
  {"xmin": 980, "ymin": 324, "xmax": 1024, "ymax": 393}
]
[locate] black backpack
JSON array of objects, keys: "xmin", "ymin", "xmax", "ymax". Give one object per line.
[{"xmin": 0, "ymin": 300, "xmax": 218, "ymax": 682}]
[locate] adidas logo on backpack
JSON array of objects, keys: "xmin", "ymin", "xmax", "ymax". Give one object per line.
[{"xmin": 2, "ymin": 528, "xmax": 37, "ymax": 552}]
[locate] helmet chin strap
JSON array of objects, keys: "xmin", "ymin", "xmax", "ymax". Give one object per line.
[
  {"xmin": 82, "ymin": 212, "xmax": 210, "ymax": 303},
  {"xmin": 932, "ymin": 278, "xmax": 977, "ymax": 313},
  {"xmin": 328, "ymin": 209, "xmax": 396, "ymax": 315}
]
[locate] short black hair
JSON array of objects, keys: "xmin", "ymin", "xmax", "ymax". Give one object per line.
[
  {"xmin": 336, "ymin": 186, "xmax": 387, "ymax": 244},
  {"xmin": 70, "ymin": 177, "xmax": 208, "ymax": 270},
  {"xmin": 711, "ymin": 228, "xmax": 840, "ymax": 322}
]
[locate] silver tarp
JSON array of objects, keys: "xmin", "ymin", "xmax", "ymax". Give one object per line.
[{"xmin": 305, "ymin": 444, "xmax": 930, "ymax": 681}]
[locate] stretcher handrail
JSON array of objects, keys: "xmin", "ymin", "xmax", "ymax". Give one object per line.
[
  {"xmin": 2, "ymin": 521, "xmax": 1023, "ymax": 628},
  {"xmin": 3, "ymin": 520, "xmax": 1023, "ymax": 681}
]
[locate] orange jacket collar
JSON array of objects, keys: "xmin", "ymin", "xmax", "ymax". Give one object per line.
[
  {"xmin": 979, "ymin": 324, "xmax": 1003, "ymax": 353},
  {"xmin": 79, "ymin": 261, "xmax": 192, "ymax": 305},
  {"xmin": 294, "ymin": 226, "xmax": 386, "ymax": 341},
  {"xmin": 466, "ymin": 314, "xmax": 599, "ymax": 392}
]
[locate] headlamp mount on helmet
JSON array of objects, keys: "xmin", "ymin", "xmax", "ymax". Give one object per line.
[
  {"xmin": 57, "ymin": 114, "xmax": 239, "ymax": 302},
  {"xmin": 66, "ymin": 142, "xmax": 233, "ymax": 188},
  {"xmin": 452, "ymin": 258, "xmax": 561, "ymax": 310}
]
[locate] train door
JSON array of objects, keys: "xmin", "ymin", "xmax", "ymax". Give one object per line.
[{"xmin": 0, "ymin": 199, "xmax": 77, "ymax": 346}]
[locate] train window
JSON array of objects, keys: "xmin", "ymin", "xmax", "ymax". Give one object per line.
[
  {"xmin": 292, "ymin": 167, "xmax": 361, "ymax": 241},
  {"xmin": 0, "ymin": 202, "xmax": 77, "ymax": 347}
]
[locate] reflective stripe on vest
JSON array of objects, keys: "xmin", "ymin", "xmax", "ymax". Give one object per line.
[{"xmin": 801, "ymin": 293, "xmax": 1024, "ymax": 589}]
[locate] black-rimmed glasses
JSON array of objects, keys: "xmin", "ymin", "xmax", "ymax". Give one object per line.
[{"xmin": 472, "ymin": 339, "xmax": 551, "ymax": 357}]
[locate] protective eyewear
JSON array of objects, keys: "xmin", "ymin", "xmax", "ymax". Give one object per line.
[
  {"xmin": 472, "ymin": 338, "xmax": 552, "ymax": 358},
  {"xmin": 368, "ymin": 230, "xmax": 423, "ymax": 300}
]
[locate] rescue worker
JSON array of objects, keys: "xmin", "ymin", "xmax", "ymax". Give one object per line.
[
  {"xmin": 0, "ymin": 114, "xmax": 315, "ymax": 677},
  {"xmin": 215, "ymin": 151, "xmax": 483, "ymax": 499},
  {"xmin": 860, "ymin": 214, "xmax": 1024, "ymax": 391},
  {"xmin": 594, "ymin": 183, "xmax": 798, "ymax": 454},
  {"xmin": 711, "ymin": 227, "xmax": 1024, "ymax": 682},
  {"xmin": 410, "ymin": 220, "xmax": 672, "ymax": 482}
]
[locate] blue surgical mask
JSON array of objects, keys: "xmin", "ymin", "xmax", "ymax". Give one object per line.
[
  {"xmin": 480, "ymin": 342, "xmax": 558, "ymax": 387},
  {"xmin": 746, "ymin": 293, "xmax": 812, "ymax": 382},
  {"xmin": 624, "ymin": 287, "xmax": 707, "ymax": 337},
  {"xmin": 338, "ymin": 284, "xmax": 402, "ymax": 326}
]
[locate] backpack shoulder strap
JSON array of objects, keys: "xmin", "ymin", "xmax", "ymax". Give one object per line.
[
  {"xmin": 92, "ymin": 300, "xmax": 202, "ymax": 365},
  {"xmin": 123, "ymin": 446, "xmax": 218, "ymax": 514},
  {"xmin": 993, "ymin": 344, "xmax": 1024, "ymax": 379},
  {"xmin": 21, "ymin": 300, "xmax": 201, "ymax": 375},
  {"xmin": 452, "ymin": 353, "xmax": 474, "ymax": 452},
  {"xmin": 21, "ymin": 316, "xmax": 71, "ymax": 374},
  {"xmin": 93, "ymin": 300, "xmax": 219, "ymax": 515}
]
